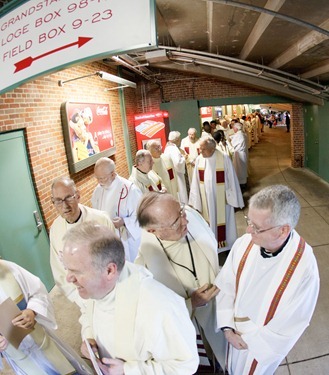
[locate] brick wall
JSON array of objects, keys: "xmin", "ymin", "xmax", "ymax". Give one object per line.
[
  {"xmin": 290, "ymin": 103, "xmax": 305, "ymax": 167},
  {"xmin": 136, "ymin": 70, "xmax": 267, "ymax": 110},
  {"xmin": 134, "ymin": 69, "xmax": 304, "ymax": 167},
  {"xmin": 0, "ymin": 65, "xmax": 305, "ymax": 231},
  {"xmin": 0, "ymin": 62, "xmax": 138, "ymax": 230}
]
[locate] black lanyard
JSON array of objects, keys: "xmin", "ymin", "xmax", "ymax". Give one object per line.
[{"xmin": 156, "ymin": 234, "xmax": 199, "ymax": 284}]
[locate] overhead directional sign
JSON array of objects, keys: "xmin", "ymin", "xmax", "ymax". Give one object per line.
[{"xmin": 0, "ymin": 0, "xmax": 157, "ymax": 94}]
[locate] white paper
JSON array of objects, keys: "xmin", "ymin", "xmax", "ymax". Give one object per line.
[{"xmin": 83, "ymin": 338, "xmax": 104, "ymax": 375}]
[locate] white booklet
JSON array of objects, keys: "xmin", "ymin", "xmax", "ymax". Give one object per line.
[{"xmin": 83, "ymin": 338, "xmax": 104, "ymax": 375}]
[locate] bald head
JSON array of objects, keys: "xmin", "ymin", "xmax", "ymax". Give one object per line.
[
  {"xmin": 137, "ymin": 192, "xmax": 176, "ymax": 227},
  {"xmin": 94, "ymin": 157, "xmax": 116, "ymax": 187},
  {"xmin": 199, "ymin": 137, "xmax": 216, "ymax": 158},
  {"xmin": 51, "ymin": 176, "xmax": 76, "ymax": 192},
  {"xmin": 168, "ymin": 131, "xmax": 181, "ymax": 145},
  {"xmin": 233, "ymin": 122, "xmax": 243, "ymax": 132},
  {"xmin": 95, "ymin": 157, "xmax": 115, "ymax": 173},
  {"xmin": 137, "ymin": 192, "xmax": 188, "ymax": 241}
]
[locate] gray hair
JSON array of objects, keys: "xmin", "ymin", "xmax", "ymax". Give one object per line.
[
  {"xmin": 63, "ymin": 222, "xmax": 125, "ymax": 271},
  {"xmin": 95, "ymin": 157, "xmax": 115, "ymax": 173},
  {"xmin": 233, "ymin": 122, "xmax": 243, "ymax": 131},
  {"xmin": 51, "ymin": 176, "xmax": 77, "ymax": 193},
  {"xmin": 249, "ymin": 185, "xmax": 300, "ymax": 229},
  {"xmin": 168, "ymin": 131, "xmax": 181, "ymax": 142},
  {"xmin": 146, "ymin": 139, "xmax": 161, "ymax": 150},
  {"xmin": 200, "ymin": 136, "xmax": 217, "ymax": 150},
  {"xmin": 135, "ymin": 149, "xmax": 151, "ymax": 166}
]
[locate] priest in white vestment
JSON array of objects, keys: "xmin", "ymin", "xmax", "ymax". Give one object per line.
[
  {"xmin": 250, "ymin": 114, "xmax": 258, "ymax": 144},
  {"xmin": 136, "ymin": 192, "xmax": 227, "ymax": 373},
  {"xmin": 164, "ymin": 131, "xmax": 189, "ymax": 204},
  {"xmin": 50, "ymin": 177, "xmax": 115, "ymax": 306},
  {"xmin": 0, "ymin": 260, "xmax": 92, "ymax": 375},
  {"xmin": 91, "ymin": 157, "xmax": 142, "ymax": 262},
  {"xmin": 129, "ymin": 149, "xmax": 167, "ymax": 193},
  {"xmin": 230, "ymin": 122, "xmax": 248, "ymax": 186},
  {"xmin": 146, "ymin": 139, "xmax": 179, "ymax": 199},
  {"xmin": 189, "ymin": 137, "xmax": 244, "ymax": 251},
  {"xmin": 62, "ymin": 222, "xmax": 199, "ymax": 375},
  {"xmin": 215, "ymin": 185, "xmax": 319, "ymax": 375},
  {"xmin": 180, "ymin": 128, "xmax": 201, "ymax": 183}
]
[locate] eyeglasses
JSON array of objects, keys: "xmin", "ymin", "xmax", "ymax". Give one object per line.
[
  {"xmin": 169, "ymin": 204, "xmax": 186, "ymax": 230},
  {"xmin": 52, "ymin": 194, "xmax": 77, "ymax": 206},
  {"xmin": 152, "ymin": 204, "xmax": 186, "ymax": 231},
  {"xmin": 95, "ymin": 174, "xmax": 112, "ymax": 182},
  {"xmin": 244, "ymin": 215, "xmax": 281, "ymax": 235}
]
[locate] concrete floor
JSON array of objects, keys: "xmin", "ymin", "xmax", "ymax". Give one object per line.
[{"xmin": 2, "ymin": 124, "xmax": 329, "ymax": 374}]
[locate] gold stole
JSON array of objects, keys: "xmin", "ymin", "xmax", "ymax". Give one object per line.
[
  {"xmin": 198, "ymin": 153, "xmax": 226, "ymax": 247},
  {"xmin": 148, "ymin": 170, "xmax": 162, "ymax": 191}
]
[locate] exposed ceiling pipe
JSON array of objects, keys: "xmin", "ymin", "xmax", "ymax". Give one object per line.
[
  {"xmin": 158, "ymin": 47, "xmax": 328, "ymax": 100},
  {"xmin": 167, "ymin": 55, "xmax": 329, "ymax": 99},
  {"xmin": 107, "ymin": 56, "xmax": 161, "ymax": 86},
  {"xmin": 115, "ymin": 54, "xmax": 155, "ymax": 76},
  {"xmin": 169, "ymin": 52, "xmax": 324, "ymax": 94},
  {"xmin": 162, "ymin": 46, "xmax": 327, "ymax": 91}
]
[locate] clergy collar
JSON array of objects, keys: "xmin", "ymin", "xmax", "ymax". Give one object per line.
[
  {"xmin": 66, "ymin": 209, "xmax": 82, "ymax": 224},
  {"xmin": 136, "ymin": 167, "xmax": 148, "ymax": 174},
  {"xmin": 260, "ymin": 233, "xmax": 291, "ymax": 258}
]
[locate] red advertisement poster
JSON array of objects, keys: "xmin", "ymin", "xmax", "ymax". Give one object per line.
[
  {"xmin": 61, "ymin": 101, "xmax": 115, "ymax": 173},
  {"xmin": 134, "ymin": 110, "xmax": 169, "ymax": 149}
]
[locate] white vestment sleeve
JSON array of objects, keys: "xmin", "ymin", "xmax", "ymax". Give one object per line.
[
  {"xmin": 188, "ymin": 157, "xmax": 203, "ymax": 212},
  {"xmin": 165, "ymin": 146, "xmax": 186, "ymax": 174},
  {"xmin": 50, "ymin": 238, "xmax": 78, "ymax": 302},
  {"xmin": 223, "ymin": 154, "xmax": 244, "ymax": 208},
  {"xmin": 7, "ymin": 261, "xmax": 57, "ymax": 329},
  {"xmin": 122, "ymin": 186, "xmax": 142, "ymax": 240}
]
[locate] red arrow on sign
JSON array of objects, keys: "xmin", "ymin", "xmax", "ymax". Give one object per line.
[{"xmin": 14, "ymin": 37, "xmax": 93, "ymax": 73}]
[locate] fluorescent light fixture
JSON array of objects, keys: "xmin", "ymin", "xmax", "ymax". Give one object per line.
[
  {"xmin": 58, "ymin": 71, "xmax": 136, "ymax": 89},
  {"xmin": 104, "ymin": 85, "xmax": 129, "ymax": 91},
  {"xmin": 97, "ymin": 71, "xmax": 136, "ymax": 88}
]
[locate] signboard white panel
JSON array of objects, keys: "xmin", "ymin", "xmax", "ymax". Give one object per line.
[{"xmin": 0, "ymin": 0, "xmax": 156, "ymax": 94}]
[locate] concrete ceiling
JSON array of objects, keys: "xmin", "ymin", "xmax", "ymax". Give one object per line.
[
  {"xmin": 2, "ymin": 0, "xmax": 329, "ymax": 104},
  {"xmin": 110, "ymin": 0, "xmax": 329, "ymax": 105}
]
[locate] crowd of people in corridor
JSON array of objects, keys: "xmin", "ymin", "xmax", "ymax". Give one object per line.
[{"xmin": 0, "ymin": 113, "xmax": 319, "ymax": 375}]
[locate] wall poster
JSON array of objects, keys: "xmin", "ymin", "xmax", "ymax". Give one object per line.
[{"xmin": 61, "ymin": 101, "xmax": 115, "ymax": 173}]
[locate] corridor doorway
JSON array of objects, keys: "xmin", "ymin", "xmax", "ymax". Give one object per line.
[{"xmin": 0, "ymin": 130, "xmax": 54, "ymax": 290}]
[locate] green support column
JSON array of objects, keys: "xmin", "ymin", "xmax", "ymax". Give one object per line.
[{"xmin": 117, "ymin": 67, "xmax": 133, "ymax": 173}]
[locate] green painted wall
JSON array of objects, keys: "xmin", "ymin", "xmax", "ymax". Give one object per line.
[
  {"xmin": 160, "ymin": 95, "xmax": 291, "ymax": 139},
  {"xmin": 304, "ymin": 101, "xmax": 329, "ymax": 183},
  {"xmin": 160, "ymin": 96, "xmax": 329, "ymax": 184},
  {"xmin": 161, "ymin": 100, "xmax": 201, "ymax": 138}
]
